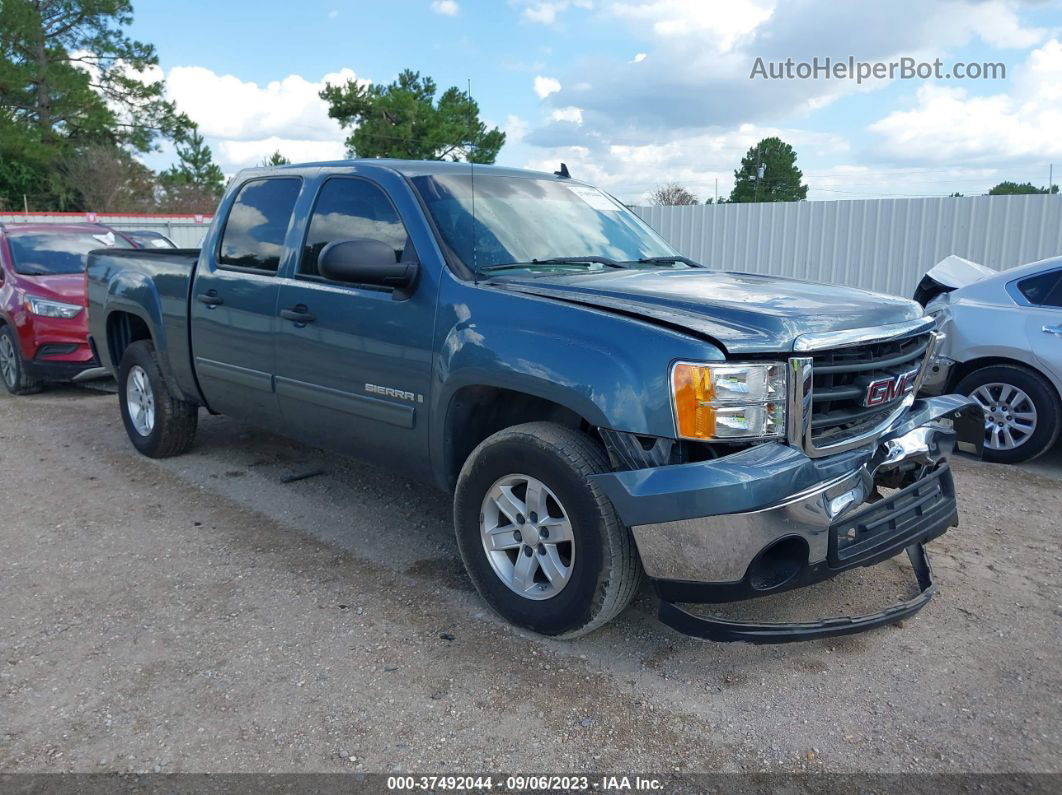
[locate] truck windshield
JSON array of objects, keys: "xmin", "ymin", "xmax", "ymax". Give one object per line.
[
  {"xmin": 7, "ymin": 231, "xmax": 132, "ymax": 276},
  {"xmin": 411, "ymin": 174, "xmax": 678, "ymax": 272}
]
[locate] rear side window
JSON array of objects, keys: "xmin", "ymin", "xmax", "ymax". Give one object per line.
[
  {"xmin": 1017, "ymin": 271, "xmax": 1062, "ymax": 308},
  {"xmin": 300, "ymin": 177, "xmax": 410, "ymax": 278},
  {"xmin": 219, "ymin": 178, "xmax": 301, "ymax": 272}
]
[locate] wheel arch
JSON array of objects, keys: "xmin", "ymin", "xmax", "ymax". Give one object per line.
[
  {"xmin": 949, "ymin": 355, "xmax": 1062, "ymax": 404},
  {"xmin": 437, "ymin": 384, "xmax": 602, "ymax": 492}
]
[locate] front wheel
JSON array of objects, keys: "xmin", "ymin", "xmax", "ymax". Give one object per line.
[
  {"xmin": 0, "ymin": 325, "xmax": 42, "ymax": 395},
  {"xmin": 118, "ymin": 340, "xmax": 198, "ymax": 458},
  {"xmin": 453, "ymin": 422, "xmax": 641, "ymax": 638},
  {"xmin": 957, "ymin": 364, "xmax": 1061, "ymax": 464}
]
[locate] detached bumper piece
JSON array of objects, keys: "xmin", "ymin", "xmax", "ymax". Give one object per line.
[{"xmin": 659, "ymin": 543, "xmax": 935, "ymax": 644}]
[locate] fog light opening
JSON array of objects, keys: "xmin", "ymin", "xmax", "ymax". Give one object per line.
[{"xmin": 748, "ymin": 536, "xmax": 808, "ymax": 592}]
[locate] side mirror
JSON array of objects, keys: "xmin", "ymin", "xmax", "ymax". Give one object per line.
[{"xmin": 318, "ymin": 238, "xmax": 418, "ymax": 296}]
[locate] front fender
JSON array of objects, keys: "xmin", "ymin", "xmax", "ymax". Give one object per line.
[{"xmin": 429, "ymin": 275, "xmax": 724, "ymax": 485}]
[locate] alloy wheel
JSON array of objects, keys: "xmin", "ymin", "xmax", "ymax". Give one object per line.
[
  {"xmin": 126, "ymin": 365, "xmax": 156, "ymax": 436},
  {"xmin": 970, "ymin": 382, "xmax": 1037, "ymax": 451},
  {"xmin": 0, "ymin": 334, "xmax": 16, "ymax": 388},
  {"xmin": 479, "ymin": 474, "xmax": 576, "ymax": 600}
]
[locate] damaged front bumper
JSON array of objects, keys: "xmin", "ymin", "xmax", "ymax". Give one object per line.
[{"xmin": 591, "ymin": 394, "xmax": 984, "ymax": 643}]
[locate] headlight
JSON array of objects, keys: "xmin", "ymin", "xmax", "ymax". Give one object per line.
[
  {"xmin": 26, "ymin": 297, "xmax": 83, "ymax": 318},
  {"xmin": 671, "ymin": 361, "xmax": 787, "ymax": 440}
]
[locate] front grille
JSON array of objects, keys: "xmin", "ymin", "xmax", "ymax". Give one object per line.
[{"xmin": 809, "ymin": 331, "xmax": 931, "ymax": 446}]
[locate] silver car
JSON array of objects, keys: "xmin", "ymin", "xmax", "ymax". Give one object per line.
[{"xmin": 918, "ymin": 255, "xmax": 1062, "ymax": 463}]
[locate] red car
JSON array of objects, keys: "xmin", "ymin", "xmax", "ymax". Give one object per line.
[{"xmin": 0, "ymin": 222, "xmax": 133, "ymax": 394}]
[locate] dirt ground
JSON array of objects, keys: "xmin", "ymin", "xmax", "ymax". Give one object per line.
[{"xmin": 1, "ymin": 384, "xmax": 1059, "ymax": 775}]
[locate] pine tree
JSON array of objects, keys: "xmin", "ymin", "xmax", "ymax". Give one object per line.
[{"xmin": 729, "ymin": 137, "xmax": 807, "ymax": 203}]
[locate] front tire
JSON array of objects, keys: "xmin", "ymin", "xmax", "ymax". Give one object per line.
[
  {"xmin": 454, "ymin": 422, "xmax": 641, "ymax": 638},
  {"xmin": 0, "ymin": 325, "xmax": 43, "ymax": 395},
  {"xmin": 118, "ymin": 340, "xmax": 198, "ymax": 458},
  {"xmin": 957, "ymin": 364, "xmax": 1061, "ymax": 464}
]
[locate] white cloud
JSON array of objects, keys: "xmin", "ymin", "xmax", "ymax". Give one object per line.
[
  {"xmin": 516, "ymin": 0, "xmax": 593, "ymax": 25},
  {"xmin": 533, "ymin": 75, "xmax": 562, "ymax": 98},
  {"xmin": 431, "ymin": 0, "xmax": 459, "ymax": 16},
  {"xmin": 869, "ymin": 39, "xmax": 1062, "ymax": 164},
  {"xmin": 523, "ymin": 125, "xmax": 847, "ymax": 204},
  {"xmin": 630, "ymin": 52, "xmax": 647, "ymax": 63},
  {"xmin": 164, "ymin": 66, "xmax": 365, "ymax": 171},
  {"xmin": 610, "ymin": 0, "xmax": 773, "ymax": 51},
  {"xmin": 550, "ymin": 106, "xmax": 584, "ymax": 124},
  {"xmin": 503, "ymin": 114, "xmax": 529, "ymax": 144}
]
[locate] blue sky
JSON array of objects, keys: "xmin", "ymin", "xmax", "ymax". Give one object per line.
[{"xmin": 130, "ymin": 0, "xmax": 1062, "ymax": 203}]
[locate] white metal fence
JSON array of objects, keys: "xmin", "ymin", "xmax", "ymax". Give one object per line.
[
  {"xmin": 0, "ymin": 212, "xmax": 213, "ymax": 248},
  {"xmin": 634, "ymin": 194, "xmax": 1062, "ymax": 297}
]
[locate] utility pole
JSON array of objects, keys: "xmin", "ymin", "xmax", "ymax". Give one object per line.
[
  {"xmin": 714, "ymin": 178, "xmax": 718, "ymax": 204},
  {"xmin": 1050, "ymin": 164, "xmax": 1054, "ymax": 195},
  {"xmin": 23, "ymin": 194, "xmax": 29, "ymax": 213}
]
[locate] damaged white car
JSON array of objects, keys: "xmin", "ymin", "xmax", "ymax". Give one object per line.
[{"xmin": 916, "ymin": 254, "xmax": 1062, "ymax": 464}]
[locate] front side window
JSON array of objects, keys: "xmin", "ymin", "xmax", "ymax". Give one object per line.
[
  {"xmin": 411, "ymin": 174, "xmax": 676, "ymax": 272},
  {"xmin": 300, "ymin": 178, "xmax": 410, "ymax": 278},
  {"xmin": 1017, "ymin": 271, "xmax": 1062, "ymax": 308},
  {"xmin": 218, "ymin": 178, "xmax": 301, "ymax": 272},
  {"xmin": 7, "ymin": 229, "xmax": 132, "ymax": 276}
]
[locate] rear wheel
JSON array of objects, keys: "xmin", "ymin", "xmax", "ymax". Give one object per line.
[
  {"xmin": 957, "ymin": 364, "xmax": 1061, "ymax": 464},
  {"xmin": 0, "ymin": 325, "xmax": 42, "ymax": 395},
  {"xmin": 118, "ymin": 340, "xmax": 198, "ymax": 458},
  {"xmin": 453, "ymin": 422, "xmax": 641, "ymax": 638}
]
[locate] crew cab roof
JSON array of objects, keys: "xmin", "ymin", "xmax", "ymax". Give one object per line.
[{"xmin": 232, "ymin": 159, "xmax": 572, "ymax": 183}]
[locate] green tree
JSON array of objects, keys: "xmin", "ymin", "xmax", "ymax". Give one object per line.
[
  {"xmin": 987, "ymin": 181, "xmax": 1058, "ymax": 195},
  {"xmin": 262, "ymin": 149, "xmax": 290, "ymax": 166},
  {"xmin": 157, "ymin": 125, "xmax": 224, "ymax": 212},
  {"xmin": 0, "ymin": 0, "xmax": 185, "ymax": 209},
  {"xmin": 320, "ymin": 69, "xmax": 505, "ymax": 163},
  {"xmin": 160, "ymin": 126, "xmax": 224, "ymax": 193},
  {"xmin": 729, "ymin": 137, "xmax": 807, "ymax": 203}
]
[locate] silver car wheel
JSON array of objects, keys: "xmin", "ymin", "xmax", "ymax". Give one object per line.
[
  {"xmin": 480, "ymin": 474, "xmax": 575, "ymax": 601},
  {"xmin": 0, "ymin": 334, "xmax": 17, "ymax": 388},
  {"xmin": 970, "ymin": 382, "xmax": 1037, "ymax": 451},
  {"xmin": 126, "ymin": 365, "xmax": 156, "ymax": 436}
]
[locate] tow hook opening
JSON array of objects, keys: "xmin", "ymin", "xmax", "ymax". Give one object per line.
[{"xmin": 748, "ymin": 536, "xmax": 808, "ymax": 592}]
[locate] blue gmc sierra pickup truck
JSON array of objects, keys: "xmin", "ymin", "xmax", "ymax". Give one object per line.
[{"xmin": 87, "ymin": 160, "xmax": 983, "ymax": 642}]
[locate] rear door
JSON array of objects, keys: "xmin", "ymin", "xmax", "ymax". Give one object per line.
[
  {"xmin": 272, "ymin": 175, "xmax": 435, "ymax": 475},
  {"xmin": 190, "ymin": 177, "xmax": 302, "ymax": 423},
  {"xmin": 1015, "ymin": 268, "xmax": 1062, "ymax": 384}
]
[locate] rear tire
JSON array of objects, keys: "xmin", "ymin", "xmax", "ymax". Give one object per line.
[
  {"xmin": 0, "ymin": 325, "xmax": 43, "ymax": 395},
  {"xmin": 453, "ymin": 422, "xmax": 641, "ymax": 638},
  {"xmin": 118, "ymin": 340, "xmax": 198, "ymax": 458},
  {"xmin": 957, "ymin": 364, "xmax": 1061, "ymax": 464}
]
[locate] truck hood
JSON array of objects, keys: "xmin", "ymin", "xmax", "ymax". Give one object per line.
[{"xmin": 491, "ymin": 269, "xmax": 925, "ymax": 353}]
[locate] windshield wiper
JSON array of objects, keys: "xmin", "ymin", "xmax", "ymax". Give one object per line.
[
  {"xmin": 634, "ymin": 255, "xmax": 705, "ymax": 268},
  {"xmin": 532, "ymin": 256, "xmax": 624, "ymax": 268},
  {"xmin": 479, "ymin": 256, "xmax": 625, "ymax": 273}
]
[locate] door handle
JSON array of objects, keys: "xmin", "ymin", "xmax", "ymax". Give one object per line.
[
  {"xmin": 280, "ymin": 305, "xmax": 316, "ymax": 324},
  {"xmin": 197, "ymin": 290, "xmax": 223, "ymax": 307},
  {"xmin": 1043, "ymin": 324, "xmax": 1062, "ymax": 336}
]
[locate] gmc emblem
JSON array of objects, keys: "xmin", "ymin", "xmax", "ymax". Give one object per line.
[{"xmin": 863, "ymin": 369, "xmax": 919, "ymax": 408}]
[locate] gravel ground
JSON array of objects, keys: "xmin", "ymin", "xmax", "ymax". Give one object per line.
[{"xmin": 0, "ymin": 384, "xmax": 1059, "ymax": 775}]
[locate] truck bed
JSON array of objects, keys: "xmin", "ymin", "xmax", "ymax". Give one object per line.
[{"xmin": 87, "ymin": 247, "xmax": 203, "ymax": 403}]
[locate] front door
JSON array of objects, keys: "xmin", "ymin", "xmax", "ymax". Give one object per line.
[
  {"xmin": 190, "ymin": 177, "xmax": 302, "ymax": 423},
  {"xmin": 273, "ymin": 176, "xmax": 435, "ymax": 476}
]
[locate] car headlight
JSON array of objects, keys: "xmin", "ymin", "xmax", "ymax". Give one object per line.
[
  {"xmin": 671, "ymin": 361, "xmax": 787, "ymax": 440},
  {"xmin": 26, "ymin": 297, "xmax": 83, "ymax": 318}
]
